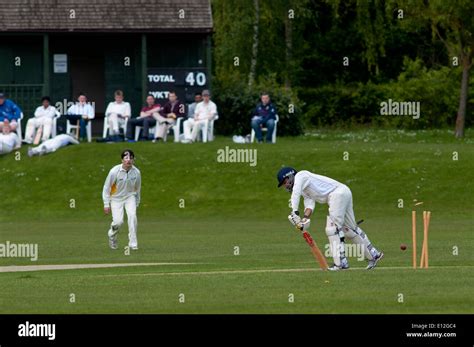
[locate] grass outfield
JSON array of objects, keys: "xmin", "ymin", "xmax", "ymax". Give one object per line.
[{"xmin": 0, "ymin": 129, "xmax": 473, "ymax": 313}]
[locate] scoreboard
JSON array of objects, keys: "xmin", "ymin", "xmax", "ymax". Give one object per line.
[{"xmin": 147, "ymin": 68, "xmax": 209, "ymax": 105}]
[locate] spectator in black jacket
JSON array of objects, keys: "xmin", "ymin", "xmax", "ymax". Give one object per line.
[
  {"xmin": 152, "ymin": 91, "xmax": 185, "ymax": 142},
  {"xmin": 251, "ymin": 92, "xmax": 277, "ymax": 143}
]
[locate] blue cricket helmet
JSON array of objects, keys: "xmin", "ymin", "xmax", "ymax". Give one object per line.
[{"xmin": 277, "ymin": 167, "xmax": 297, "ymax": 187}]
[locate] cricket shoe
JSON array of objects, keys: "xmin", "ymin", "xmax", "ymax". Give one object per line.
[
  {"xmin": 108, "ymin": 232, "xmax": 118, "ymax": 250},
  {"xmin": 27, "ymin": 147, "xmax": 34, "ymax": 157},
  {"xmin": 328, "ymin": 263, "xmax": 349, "ymax": 271},
  {"xmin": 366, "ymin": 252, "xmax": 384, "ymax": 270}
]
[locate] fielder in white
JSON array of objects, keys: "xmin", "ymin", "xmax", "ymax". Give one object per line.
[
  {"xmin": 24, "ymin": 96, "xmax": 59, "ymax": 144},
  {"xmin": 27, "ymin": 134, "xmax": 79, "ymax": 156},
  {"xmin": 277, "ymin": 167, "xmax": 384, "ymax": 271},
  {"xmin": 102, "ymin": 149, "xmax": 141, "ymax": 250},
  {"xmin": 0, "ymin": 120, "xmax": 21, "ymax": 155}
]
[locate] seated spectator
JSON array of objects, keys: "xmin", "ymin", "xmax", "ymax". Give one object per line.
[
  {"xmin": 0, "ymin": 92, "xmax": 22, "ymax": 132},
  {"xmin": 105, "ymin": 90, "xmax": 131, "ymax": 142},
  {"xmin": 28, "ymin": 133, "xmax": 79, "ymax": 157},
  {"xmin": 183, "ymin": 92, "xmax": 202, "ymax": 139},
  {"xmin": 152, "ymin": 91, "xmax": 185, "ymax": 143},
  {"xmin": 187, "ymin": 92, "xmax": 202, "ymax": 119},
  {"xmin": 125, "ymin": 95, "xmax": 160, "ymax": 141},
  {"xmin": 0, "ymin": 119, "xmax": 21, "ymax": 155},
  {"xmin": 182, "ymin": 90, "xmax": 217, "ymax": 143},
  {"xmin": 251, "ymin": 92, "xmax": 277, "ymax": 143},
  {"xmin": 66, "ymin": 92, "xmax": 95, "ymax": 141},
  {"xmin": 24, "ymin": 96, "xmax": 58, "ymax": 144}
]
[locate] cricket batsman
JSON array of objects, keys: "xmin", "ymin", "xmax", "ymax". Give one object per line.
[
  {"xmin": 102, "ymin": 149, "xmax": 141, "ymax": 250},
  {"xmin": 277, "ymin": 167, "xmax": 384, "ymax": 271}
]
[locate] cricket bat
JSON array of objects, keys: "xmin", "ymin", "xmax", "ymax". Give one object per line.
[
  {"xmin": 33, "ymin": 125, "xmax": 43, "ymax": 145},
  {"xmin": 297, "ymin": 226, "xmax": 329, "ymax": 270}
]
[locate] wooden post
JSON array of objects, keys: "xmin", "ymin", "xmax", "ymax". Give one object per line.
[
  {"xmin": 412, "ymin": 211, "xmax": 417, "ymax": 269},
  {"xmin": 206, "ymin": 35, "xmax": 212, "ymax": 91},
  {"xmin": 141, "ymin": 34, "xmax": 147, "ymax": 103},
  {"xmin": 43, "ymin": 34, "xmax": 50, "ymax": 96}
]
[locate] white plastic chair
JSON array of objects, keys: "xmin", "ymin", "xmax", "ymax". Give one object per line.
[
  {"xmin": 16, "ymin": 112, "xmax": 24, "ymax": 140},
  {"xmin": 134, "ymin": 124, "xmax": 155, "ymax": 141},
  {"xmin": 67, "ymin": 117, "xmax": 93, "ymax": 142},
  {"xmin": 171, "ymin": 117, "xmax": 183, "ymax": 142},
  {"xmin": 199, "ymin": 115, "xmax": 218, "ymax": 143},
  {"xmin": 250, "ymin": 114, "xmax": 279, "ymax": 143},
  {"xmin": 51, "ymin": 110, "xmax": 61, "ymax": 138},
  {"xmin": 103, "ymin": 115, "xmax": 128, "ymax": 139}
]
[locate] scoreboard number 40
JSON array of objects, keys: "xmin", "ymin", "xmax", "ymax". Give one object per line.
[{"xmin": 185, "ymin": 72, "xmax": 206, "ymax": 86}]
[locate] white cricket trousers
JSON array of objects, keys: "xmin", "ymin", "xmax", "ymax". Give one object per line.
[
  {"xmin": 0, "ymin": 142, "xmax": 14, "ymax": 155},
  {"xmin": 183, "ymin": 118, "xmax": 195, "ymax": 140},
  {"xmin": 110, "ymin": 195, "xmax": 138, "ymax": 248},
  {"xmin": 326, "ymin": 184, "xmax": 379, "ymax": 262},
  {"xmin": 25, "ymin": 117, "xmax": 53, "ymax": 143},
  {"xmin": 108, "ymin": 113, "xmax": 127, "ymax": 136},
  {"xmin": 327, "ymin": 184, "xmax": 357, "ymax": 230}
]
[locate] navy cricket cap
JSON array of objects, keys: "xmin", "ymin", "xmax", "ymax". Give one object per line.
[{"xmin": 277, "ymin": 167, "xmax": 297, "ymax": 187}]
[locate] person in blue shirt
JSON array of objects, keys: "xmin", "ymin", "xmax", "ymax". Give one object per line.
[
  {"xmin": 0, "ymin": 93, "xmax": 22, "ymax": 133},
  {"xmin": 251, "ymin": 92, "xmax": 277, "ymax": 143}
]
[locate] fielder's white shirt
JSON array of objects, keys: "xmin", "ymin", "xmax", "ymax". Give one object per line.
[
  {"xmin": 67, "ymin": 103, "xmax": 95, "ymax": 119},
  {"xmin": 105, "ymin": 102, "xmax": 131, "ymax": 118},
  {"xmin": 290, "ymin": 170, "xmax": 342, "ymax": 211},
  {"xmin": 34, "ymin": 105, "xmax": 58, "ymax": 119},
  {"xmin": 0, "ymin": 132, "xmax": 21, "ymax": 151},
  {"xmin": 35, "ymin": 134, "xmax": 79, "ymax": 153},
  {"xmin": 47, "ymin": 134, "xmax": 77, "ymax": 148},
  {"xmin": 194, "ymin": 100, "xmax": 217, "ymax": 121},
  {"xmin": 102, "ymin": 164, "xmax": 141, "ymax": 207}
]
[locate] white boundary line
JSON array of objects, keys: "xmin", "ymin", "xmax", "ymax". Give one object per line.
[
  {"xmin": 97, "ymin": 265, "xmax": 473, "ymax": 278},
  {"xmin": 0, "ymin": 263, "xmax": 472, "ymax": 274},
  {"xmin": 0, "ymin": 263, "xmax": 196, "ymax": 273}
]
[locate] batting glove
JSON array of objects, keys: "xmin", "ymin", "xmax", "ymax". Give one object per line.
[
  {"xmin": 288, "ymin": 211, "xmax": 301, "ymax": 227},
  {"xmin": 299, "ymin": 218, "xmax": 311, "ymax": 230}
]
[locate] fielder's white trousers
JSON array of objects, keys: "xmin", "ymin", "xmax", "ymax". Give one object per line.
[
  {"xmin": 0, "ymin": 141, "xmax": 14, "ymax": 155},
  {"xmin": 183, "ymin": 118, "xmax": 195, "ymax": 140},
  {"xmin": 25, "ymin": 117, "xmax": 53, "ymax": 143},
  {"xmin": 109, "ymin": 195, "xmax": 138, "ymax": 248},
  {"xmin": 108, "ymin": 114, "xmax": 127, "ymax": 135},
  {"xmin": 190, "ymin": 119, "xmax": 208, "ymax": 141}
]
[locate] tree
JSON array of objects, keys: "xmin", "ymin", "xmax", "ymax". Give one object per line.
[
  {"xmin": 331, "ymin": 0, "xmax": 472, "ymax": 136},
  {"xmin": 428, "ymin": 1, "xmax": 474, "ymax": 137},
  {"xmin": 248, "ymin": 0, "xmax": 260, "ymax": 86}
]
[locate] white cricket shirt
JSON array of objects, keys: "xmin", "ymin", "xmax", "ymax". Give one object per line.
[
  {"xmin": 105, "ymin": 102, "xmax": 131, "ymax": 118},
  {"xmin": 34, "ymin": 105, "xmax": 58, "ymax": 119},
  {"xmin": 290, "ymin": 170, "xmax": 342, "ymax": 211},
  {"xmin": 194, "ymin": 100, "xmax": 217, "ymax": 120},
  {"xmin": 67, "ymin": 102, "xmax": 95, "ymax": 119},
  {"xmin": 102, "ymin": 164, "xmax": 141, "ymax": 207},
  {"xmin": 0, "ymin": 132, "xmax": 21, "ymax": 151}
]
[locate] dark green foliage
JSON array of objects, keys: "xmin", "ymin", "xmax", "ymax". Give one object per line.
[
  {"xmin": 213, "ymin": 77, "xmax": 304, "ymax": 136},
  {"xmin": 300, "ymin": 58, "xmax": 466, "ymax": 129}
]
